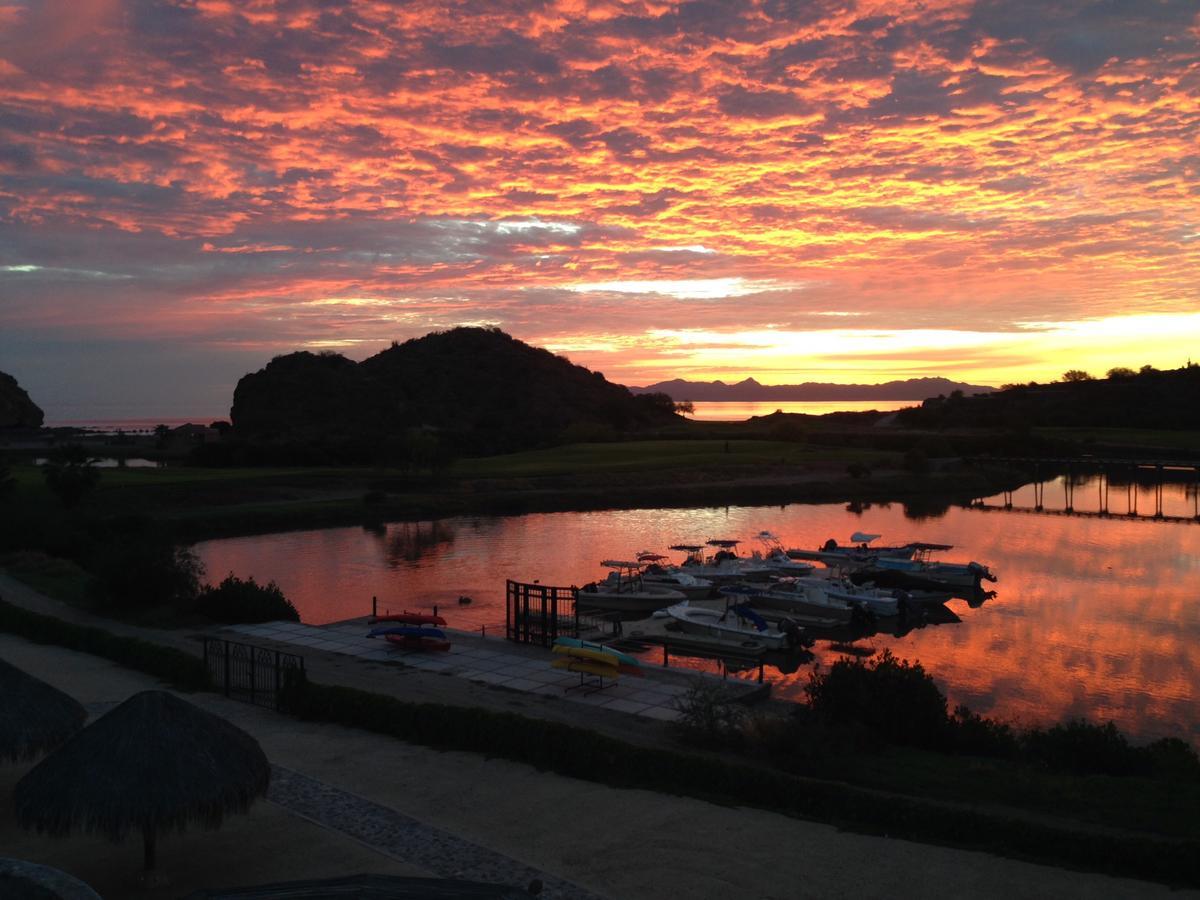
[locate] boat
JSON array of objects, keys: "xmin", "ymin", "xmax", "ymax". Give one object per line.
[
  {"xmin": 747, "ymin": 532, "xmax": 816, "ymax": 577},
  {"xmin": 668, "ymin": 540, "xmax": 774, "ymax": 585},
  {"xmin": 636, "ymin": 553, "xmax": 716, "ymax": 600},
  {"xmin": 726, "ymin": 580, "xmax": 854, "ymax": 624},
  {"xmin": 576, "ymin": 562, "xmax": 686, "ymax": 613},
  {"xmin": 786, "ymin": 532, "xmax": 923, "ymax": 565},
  {"xmin": 663, "ymin": 600, "xmax": 799, "ymax": 650},
  {"xmin": 793, "ymin": 574, "xmax": 904, "ymax": 617},
  {"xmin": 850, "ymin": 543, "xmax": 997, "ymax": 593},
  {"xmin": 369, "ymin": 610, "xmax": 448, "ymax": 626}
]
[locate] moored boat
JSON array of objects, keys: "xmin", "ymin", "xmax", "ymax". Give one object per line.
[
  {"xmin": 663, "ymin": 601, "xmax": 799, "ymax": 650},
  {"xmin": 786, "ymin": 532, "xmax": 923, "ymax": 566},
  {"xmin": 725, "ymin": 580, "xmax": 854, "ymax": 624},
  {"xmin": 577, "ymin": 562, "xmax": 686, "ymax": 613},
  {"xmin": 637, "ymin": 553, "xmax": 716, "ymax": 599}
]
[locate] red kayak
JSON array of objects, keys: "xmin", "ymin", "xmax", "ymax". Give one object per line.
[{"xmin": 370, "ymin": 610, "xmax": 447, "ymax": 626}]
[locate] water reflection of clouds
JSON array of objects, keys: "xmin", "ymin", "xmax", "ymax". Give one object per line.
[{"xmin": 193, "ymin": 475, "xmax": 1200, "ymax": 741}]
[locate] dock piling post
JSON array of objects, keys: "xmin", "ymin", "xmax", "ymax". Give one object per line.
[{"xmin": 372, "ymin": 595, "xmax": 377, "ymax": 618}]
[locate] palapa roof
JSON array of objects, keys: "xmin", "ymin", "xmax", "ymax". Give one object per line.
[
  {"xmin": 0, "ymin": 657, "xmax": 86, "ymax": 763},
  {"xmin": 14, "ymin": 690, "xmax": 270, "ymax": 841}
]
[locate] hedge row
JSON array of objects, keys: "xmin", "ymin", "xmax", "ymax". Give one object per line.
[
  {"xmin": 280, "ymin": 678, "xmax": 1200, "ymax": 888},
  {"xmin": 0, "ymin": 597, "xmax": 209, "ymax": 691}
]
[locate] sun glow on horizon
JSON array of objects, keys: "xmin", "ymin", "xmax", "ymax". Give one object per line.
[{"xmin": 1, "ymin": 0, "xmax": 1198, "ymax": 414}]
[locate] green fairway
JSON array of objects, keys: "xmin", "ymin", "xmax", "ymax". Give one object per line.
[{"xmin": 454, "ymin": 439, "xmax": 892, "ymax": 478}]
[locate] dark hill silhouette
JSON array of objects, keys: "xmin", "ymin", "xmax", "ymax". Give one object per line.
[
  {"xmin": 231, "ymin": 327, "xmax": 679, "ymax": 455},
  {"xmin": 897, "ymin": 365, "xmax": 1200, "ymax": 431},
  {"xmin": 0, "ymin": 371, "xmax": 43, "ymax": 428},
  {"xmin": 631, "ymin": 376, "xmax": 995, "ymax": 402}
]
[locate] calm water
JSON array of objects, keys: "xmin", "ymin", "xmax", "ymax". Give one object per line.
[
  {"xmin": 194, "ymin": 476, "xmax": 1200, "ymax": 741},
  {"xmin": 685, "ymin": 400, "xmax": 916, "ymax": 420}
]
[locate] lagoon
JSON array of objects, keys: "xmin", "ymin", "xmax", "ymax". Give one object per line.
[{"xmin": 193, "ymin": 475, "xmax": 1200, "ymax": 742}]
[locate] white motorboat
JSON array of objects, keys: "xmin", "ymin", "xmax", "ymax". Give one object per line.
[
  {"xmin": 577, "ymin": 562, "xmax": 686, "ymax": 613},
  {"xmin": 636, "ymin": 555, "xmax": 715, "ymax": 600},
  {"xmin": 748, "ymin": 532, "xmax": 816, "ymax": 576},
  {"xmin": 786, "ymin": 532, "xmax": 922, "ymax": 566},
  {"xmin": 669, "ymin": 540, "xmax": 775, "ymax": 584},
  {"xmin": 795, "ymin": 573, "xmax": 902, "ymax": 617},
  {"xmin": 725, "ymin": 580, "xmax": 854, "ymax": 624},
  {"xmin": 663, "ymin": 600, "xmax": 798, "ymax": 650},
  {"xmin": 867, "ymin": 548, "xmax": 997, "ymax": 590}
]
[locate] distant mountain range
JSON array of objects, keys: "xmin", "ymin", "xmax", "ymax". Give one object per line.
[{"xmin": 629, "ymin": 377, "xmax": 996, "ymax": 402}]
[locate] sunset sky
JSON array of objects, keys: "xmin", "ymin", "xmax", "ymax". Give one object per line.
[{"xmin": 2, "ymin": 0, "xmax": 1199, "ymax": 419}]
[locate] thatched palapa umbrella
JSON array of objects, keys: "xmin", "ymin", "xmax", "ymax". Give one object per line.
[
  {"xmin": 0, "ymin": 656, "xmax": 86, "ymax": 762},
  {"xmin": 14, "ymin": 690, "xmax": 270, "ymax": 872}
]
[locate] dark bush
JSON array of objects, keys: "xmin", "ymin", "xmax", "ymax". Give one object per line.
[
  {"xmin": 196, "ymin": 573, "xmax": 300, "ymax": 624},
  {"xmin": 672, "ymin": 681, "xmax": 746, "ymax": 749},
  {"xmin": 1144, "ymin": 737, "xmax": 1200, "ymax": 781},
  {"xmin": 805, "ymin": 650, "xmax": 951, "ymax": 750},
  {"xmin": 1023, "ymin": 720, "xmax": 1148, "ymax": 777},
  {"xmin": 87, "ymin": 532, "xmax": 203, "ymax": 611},
  {"xmin": 949, "ymin": 705, "xmax": 1020, "ymax": 758},
  {"xmin": 41, "ymin": 445, "xmax": 100, "ymax": 508}
]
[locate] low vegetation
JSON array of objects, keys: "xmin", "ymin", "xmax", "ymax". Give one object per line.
[
  {"xmin": 673, "ymin": 651, "xmax": 1200, "ymax": 843},
  {"xmin": 0, "ymin": 598, "xmax": 209, "ymax": 691},
  {"xmin": 195, "ymin": 574, "xmax": 300, "ymax": 624}
]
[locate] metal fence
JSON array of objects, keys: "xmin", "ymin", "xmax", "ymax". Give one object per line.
[
  {"xmin": 202, "ymin": 637, "xmax": 305, "ymax": 710},
  {"xmin": 505, "ymin": 580, "xmax": 583, "ymax": 646}
]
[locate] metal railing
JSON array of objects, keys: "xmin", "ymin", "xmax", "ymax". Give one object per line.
[{"xmin": 202, "ymin": 637, "xmax": 305, "ymax": 710}]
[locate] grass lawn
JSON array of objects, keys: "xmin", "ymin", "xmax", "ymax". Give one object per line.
[
  {"xmin": 1034, "ymin": 427, "xmax": 1200, "ymax": 453},
  {"xmin": 454, "ymin": 439, "xmax": 894, "ymax": 478}
]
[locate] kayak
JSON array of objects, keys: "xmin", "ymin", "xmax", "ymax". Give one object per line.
[{"xmin": 369, "ymin": 611, "xmax": 447, "ymax": 626}]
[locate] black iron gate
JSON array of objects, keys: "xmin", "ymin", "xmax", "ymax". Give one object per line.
[
  {"xmin": 203, "ymin": 637, "xmax": 305, "ymax": 710},
  {"xmin": 505, "ymin": 580, "xmax": 581, "ymax": 646}
]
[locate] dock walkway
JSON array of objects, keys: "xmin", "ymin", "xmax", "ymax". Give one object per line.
[{"xmin": 223, "ymin": 619, "xmax": 767, "ymax": 722}]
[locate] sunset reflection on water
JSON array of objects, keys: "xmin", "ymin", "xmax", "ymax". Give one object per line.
[{"xmin": 195, "ymin": 476, "xmax": 1200, "ymax": 742}]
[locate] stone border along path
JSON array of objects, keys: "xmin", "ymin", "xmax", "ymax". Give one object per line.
[
  {"xmin": 267, "ymin": 765, "xmax": 603, "ymax": 900},
  {"xmin": 225, "ymin": 620, "xmax": 764, "ymax": 721}
]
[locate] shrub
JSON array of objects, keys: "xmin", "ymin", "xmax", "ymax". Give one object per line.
[
  {"xmin": 1144, "ymin": 737, "xmax": 1200, "ymax": 781},
  {"xmin": 1023, "ymin": 720, "xmax": 1149, "ymax": 777},
  {"xmin": 196, "ymin": 573, "xmax": 300, "ymax": 624},
  {"xmin": 949, "ymin": 705, "xmax": 1020, "ymax": 758},
  {"xmin": 87, "ymin": 533, "xmax": 203, "ymax": 611},
  {"xmin": 41, "ymin": 445, "xmax": 100, "ymax": 508},
  {"xmin": 805, "ymin": 649, "xmax": 951, "ymax": 750},
  {"xmin": 673, "ymin": 680, "xmax": 746, "ymax": 749}
]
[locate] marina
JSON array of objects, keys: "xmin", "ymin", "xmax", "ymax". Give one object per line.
[{"xmin": 194, "ymin": 473, "xmax": 1200, "ymax": 743}]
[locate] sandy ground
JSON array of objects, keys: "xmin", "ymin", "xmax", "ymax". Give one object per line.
[{"xmin": 2, "ymin": 633, "xmax": 1196, "ymax": 900}]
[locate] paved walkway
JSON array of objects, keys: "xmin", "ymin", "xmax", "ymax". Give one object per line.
[{"xmin": 225, "ymin": 619, "xmax": 762, "ymax": 722}]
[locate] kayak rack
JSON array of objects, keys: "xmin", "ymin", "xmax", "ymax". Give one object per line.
[{"xmin": 564, "ymin": 669, "xmax": 617, "ymax": 696}]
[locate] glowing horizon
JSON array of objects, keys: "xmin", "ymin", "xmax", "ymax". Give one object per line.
[{"xmin": 1, "ymin": 0, "xmax": 1198, "ymax": 415}]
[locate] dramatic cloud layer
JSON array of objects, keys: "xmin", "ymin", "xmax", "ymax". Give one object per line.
[{"xmin": 1, "ymin": 0, "xmax": 1198, "ymax": 416}]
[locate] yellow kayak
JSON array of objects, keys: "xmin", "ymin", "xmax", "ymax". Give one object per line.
[{"xmin": 551, "ymin": 656, "xmax": 621, "ymax": 679}]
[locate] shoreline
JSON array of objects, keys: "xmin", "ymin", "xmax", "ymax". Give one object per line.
[{"xmin": 169, "ymin": 465, "xmax": 1023, "ymax": 543}]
